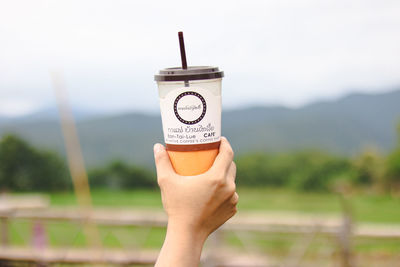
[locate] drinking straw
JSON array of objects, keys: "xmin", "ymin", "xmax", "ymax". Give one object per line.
[
  {"xmin": 178, "ymin": 31, "xmax": 189, "ymax": 86},
  {"xmin": 178, "ymin": 31, "xmax": 188, "ymax": 69}
]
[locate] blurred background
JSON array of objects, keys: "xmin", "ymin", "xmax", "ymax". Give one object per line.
[{"xmin": 1, "ymin": 0, "xmax": 400, "ymax": 266}]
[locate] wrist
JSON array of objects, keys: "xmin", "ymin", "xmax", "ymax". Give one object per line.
[
  {"xmin": 166, "ymin": 219, "xmax": 209, "ymax": 247},
  {"xmin": 155, "ymin": 220, "xmax": 207, "ymax": 267}
]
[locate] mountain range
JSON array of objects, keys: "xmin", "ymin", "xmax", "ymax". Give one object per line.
[{"xmin": 1, "ymin": 89, "xmax": 400, "ymax": 167}]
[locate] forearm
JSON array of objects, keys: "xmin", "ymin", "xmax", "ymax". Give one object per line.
[{"xmin": 155, "ymin": 221, "xmax": 208, "ymax": 267}]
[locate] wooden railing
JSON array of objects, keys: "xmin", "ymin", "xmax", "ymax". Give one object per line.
[{"xmin": 1, "ymin": 196, "xmax": 399, "ymax": 266}]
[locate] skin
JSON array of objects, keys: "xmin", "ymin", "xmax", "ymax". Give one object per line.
[{"xmin": 154, "ymin": 137, "xmax": 238, "ymax": 267}]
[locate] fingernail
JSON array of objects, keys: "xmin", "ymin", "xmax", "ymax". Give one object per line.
[{"xmin": 153, "ymin": 143, "xmax": 164, "ymax": 155}]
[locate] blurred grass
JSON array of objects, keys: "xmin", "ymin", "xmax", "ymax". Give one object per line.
[
  {"xmin": 9, "ymin": 220, "xmax": 400, "ymax": 255},
  {"xmin": 48, "ymin": 189, "xmax": 163, "ymax": 208},
  {"xmin": 47, "ymin": 188, "xmax": 400, "ymax": 223},
  {"xmin": 224, "ymin": 231, "xmax": 400, "ymax": 259},
  {"xmin": 9, "ymin": 220, "xmax": 166, "ymax": 249}
]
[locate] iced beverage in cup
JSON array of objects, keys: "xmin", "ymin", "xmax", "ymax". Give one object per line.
[{"xmin": 155, "ymin": 33, "xmax": 224, "ymax": 176}]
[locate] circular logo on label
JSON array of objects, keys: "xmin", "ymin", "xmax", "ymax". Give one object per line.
[{"xmin": 173, "ymin": 91, "xmax": 207, "ymax": 125}]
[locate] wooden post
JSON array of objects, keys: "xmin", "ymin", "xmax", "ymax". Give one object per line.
[
  {"xmin": 1, "ymin": 217, "xmax": 9, "ymax": 246},
  {"xmin": 338, "ymin": 194, "xmax": 355, "ymax": 267},
  {"xmin": 32, "ymin": 220, "xmax": 47, "ymax": 249}
]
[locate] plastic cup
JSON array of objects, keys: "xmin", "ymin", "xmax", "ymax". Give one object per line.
[{"xmin": 155, "ymin": 66, "xmax": 224, "ymax": 175}]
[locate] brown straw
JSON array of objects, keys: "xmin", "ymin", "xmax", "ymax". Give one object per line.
[{"xmin": 178, "ymin": 31, "xmax": 188, "ymax": 69}]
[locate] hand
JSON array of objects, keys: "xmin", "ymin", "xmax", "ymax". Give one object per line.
[{"xmin": 154, "ymin": 137, "xmax": 238, "ymax": 267}]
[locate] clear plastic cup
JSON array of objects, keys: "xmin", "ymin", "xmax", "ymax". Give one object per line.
[{"xmin": 155, "ymin": 66, "xmax": 224, "ymax": 175}]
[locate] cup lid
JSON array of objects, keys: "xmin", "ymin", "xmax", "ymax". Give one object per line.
[{"xmin": 154, "ymin": 66, "xmax": 224, "ymax": 82}]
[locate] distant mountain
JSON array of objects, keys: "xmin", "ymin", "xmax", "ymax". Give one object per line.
[
  {"xmin": 224, "ymin": 90, "xmax": 400, "ymax": 154},
  {"xmin": 1, "ymin": 106, "xmax": 102, "ymax": 124},
  {"xmin": 1, "ymin": 89, "xmax": 400, "ymax": 167}
]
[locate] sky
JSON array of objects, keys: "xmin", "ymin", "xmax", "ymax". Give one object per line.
[{"xmin": 1, "ymin": 0, "xmax": 400, "ymax": 117}]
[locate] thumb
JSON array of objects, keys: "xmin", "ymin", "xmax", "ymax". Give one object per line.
[{"xmin": 153, "ymin": 143, "xmax": 174, "ymax": 178}]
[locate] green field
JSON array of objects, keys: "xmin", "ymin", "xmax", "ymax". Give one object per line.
[
  {"xmin": 7, "ymin": 188, "xmax": 400, "ymax": 259},
  {"xmin": 47, "ymin": 188, "xmax": 400, "ymax": 223}
]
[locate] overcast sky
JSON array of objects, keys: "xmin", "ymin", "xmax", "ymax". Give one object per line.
[{"xmin": 1, "ymin": 0, "xmax": 400, "ymax": 116}]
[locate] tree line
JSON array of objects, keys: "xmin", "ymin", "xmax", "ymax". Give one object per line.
[{"xmin": 0, "ymin": 124, "xmax": 399, "ymax": 192}]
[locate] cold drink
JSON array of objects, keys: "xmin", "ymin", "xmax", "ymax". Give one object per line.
[{"xmin": 155, "ymin": 66, "xmax": 224, "ymax": 175}]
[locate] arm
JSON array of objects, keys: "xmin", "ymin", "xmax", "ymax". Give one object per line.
[{"xmin": 154, "ymin": 137, "xmax": 238, "ymax": 267}]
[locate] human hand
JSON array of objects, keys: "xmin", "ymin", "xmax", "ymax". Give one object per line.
[{"xmin": 154, "ymin": 137, "xmax": 238, "ymax": 242}]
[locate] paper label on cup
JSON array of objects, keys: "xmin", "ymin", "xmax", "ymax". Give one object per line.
[{"xmin": 160, "ymin": 87, "xmax": 221, "ymax": 145}]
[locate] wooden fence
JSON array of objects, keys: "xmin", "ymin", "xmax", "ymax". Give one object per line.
[{"xmin": 1, "ymin": 196, "xmax": 399, "ymax": 266}]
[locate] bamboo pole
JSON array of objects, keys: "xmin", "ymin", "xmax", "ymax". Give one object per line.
[{"xmin": 51, "ymin": 71, "xmax": 101, "ymax": 249}]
